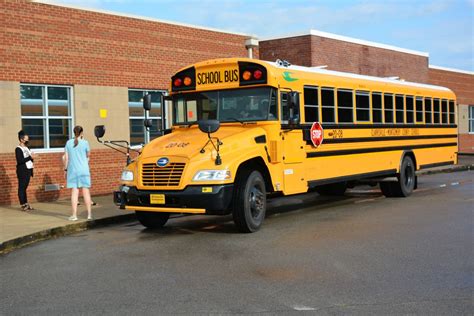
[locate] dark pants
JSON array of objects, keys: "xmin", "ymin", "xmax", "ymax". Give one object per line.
[{"xmin": 17, "ymin": 168, "xmax": 32, "ymax": 205}]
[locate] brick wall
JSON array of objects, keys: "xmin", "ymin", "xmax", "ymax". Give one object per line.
[
  {"xmin": 0, "ymin": 0, "xmax": 253, "ymax": 89},
  {"xmin": 0, "ymin": 148, "xmax": 131, "ymax": 205},
  {"xmin": 260, "ymin": 35, "xmax": 428, "ymax": 82},
  {"xmin": 428, "ymin": 68, "xmax": 474, "ymax": 105}
]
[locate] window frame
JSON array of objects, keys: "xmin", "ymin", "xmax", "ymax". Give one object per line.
[
  {"xmin": 20, "ymin": 83, "xmax": 74, "ymax": 150},
  {"xmin": 355, "ymin": 90, "xmax": 371, "ymax": 123},
  {"xmin": 469, "ymin": 105, "xmax": 474, "ymax": 134},
  {"xmin": 336, "ymin": 88, "xmax": 354, "ymax": 124},
  {"xmin": 395, "ymin": 94, "xmax": 405, "ymax": 124},
  {"xmin": 303, "ymin": 85, "xmax": 320, "ymax": 123},
  {"xmin": 321, "ymin": 87, "xmax": 336, "ymax": 123},
  {"xmin": 384, "ymin": 93, "xmax": 394, "ymax": 124}
]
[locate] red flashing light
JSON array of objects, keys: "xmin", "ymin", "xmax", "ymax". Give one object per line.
[
  {"xmin": 253, "ymin": 69, "xmax": 263, "ymax": 80},
  {"xmin": 174, "ymin": 78, "xmax": 182, "ymax": 87}
]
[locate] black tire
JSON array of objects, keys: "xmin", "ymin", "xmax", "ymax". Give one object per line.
[
  {"xmin": 315, "ymin": 181, "xmax": 347, "ymax": 196},
  {"xmin": 232, "ymin": 169, "xmax": 267, "ymax": 233},
  {"xmin": 381, "ymin": 155, "xmax": 416, "ymax": 198},
  {"xmin": 135, "ymin": 211, "xmax": 170, "ymax": 229}
]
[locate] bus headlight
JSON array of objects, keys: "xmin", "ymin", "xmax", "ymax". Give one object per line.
[
  {"xmin": 121, "ymin": 170, "xmax": 134, "ymax": 181},
  {"xmin": 193, "ymin": 170, "xmax": 231, "ymax": 181}
]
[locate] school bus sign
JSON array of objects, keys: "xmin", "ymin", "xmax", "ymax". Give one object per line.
[{"xmin": 196, "ymin": 65, "xmax": 239, "ymax": 90}]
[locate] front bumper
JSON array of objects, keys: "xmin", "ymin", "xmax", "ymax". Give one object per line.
[{"xmin": 114, "ymin": 184, "xmax": 234, "ymax": 215}]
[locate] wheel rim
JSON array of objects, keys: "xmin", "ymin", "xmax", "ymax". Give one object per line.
[
  {"xmin": 404, "ymin": 162, "xmax": 414, "ymax": 188},
  {"xmin": 248, "ymin": 184, "xmax": 265, "ymax": 220}
]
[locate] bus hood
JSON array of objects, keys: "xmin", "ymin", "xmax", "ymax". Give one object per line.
[{"xmin": 140, "ymin": 125, "xmax": 266, "ymax": 160}]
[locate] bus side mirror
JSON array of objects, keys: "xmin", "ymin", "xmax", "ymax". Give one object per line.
[
  {"xmin": 144, "ymin": 119, "xmax": 153, "ymax": 128},
  {"xmin": 288, "ymin": 91, "xmax": 300, "ymax": 127},
  {"xmin": 143, "ymin": 93, "xmax": 152, "ymax": 111},
  {"xmin": 94, "ymin": 125, "xmax": 106, "ymax": 139},
  {"xmin": 198, "ymin": 120, "xmax": 220, "ymax": 134}
]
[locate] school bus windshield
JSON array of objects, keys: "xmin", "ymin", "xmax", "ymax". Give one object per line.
[{"xmin": 172, "ymin": 87, "xmax": 277, "ymax": 124}]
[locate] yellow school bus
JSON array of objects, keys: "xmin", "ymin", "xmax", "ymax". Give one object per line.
[{"xmin": 112, "ymin": 58, "xmax": 457, "ymax": 232}]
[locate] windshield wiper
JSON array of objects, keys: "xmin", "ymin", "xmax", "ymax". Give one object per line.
[{"xmin": 226, "ymin": 117, "xmax": 245, "ymax": 124}]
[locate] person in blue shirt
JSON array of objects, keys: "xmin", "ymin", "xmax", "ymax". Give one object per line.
[{"xmin": 64, "ymin": 126, "xmax": 92, "ymax": 221}]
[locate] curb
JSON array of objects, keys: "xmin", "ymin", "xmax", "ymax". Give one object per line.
[
  {"xmin": 0, "ymin": 213, "xmax": 136, "ymax": 255},
  {"xmin": 417, "ymin": 164, "xmax": 473, "ymax": 176}
]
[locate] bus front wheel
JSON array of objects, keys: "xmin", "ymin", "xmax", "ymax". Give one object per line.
[
  {"xmin": 232, "ymin": 169, "xmax": 267, "ymax": 233},
  {"xmin": 135, "ymin": 211, "xmax": 170, "ymax": 229},
  {"xmin": 380, "ymin": 155, "xmax": 416, "ymax": 197}
]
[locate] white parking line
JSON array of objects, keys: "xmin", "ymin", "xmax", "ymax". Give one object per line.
[
  {"xmin": 440, "ymin": 184, "xmax": 447, "ymax": 188},
  {"xmin": 451, "ymin": 182, "xmax": 460, "ymax": 186},
  {"xmin": 293, "ymin": 305, "xmax": 316, "ymax": 311}
]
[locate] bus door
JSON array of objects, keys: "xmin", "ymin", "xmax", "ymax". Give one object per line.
[{"xmin": 280, "ymin": 91, "xmax": 307, "ymax": 194}]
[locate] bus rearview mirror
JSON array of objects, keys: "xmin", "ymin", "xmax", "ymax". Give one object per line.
[
  {"xmin": 94, "ymin": 125, "xmax": 106, "ymax": 139},
  {"xmin": 143, "ymin": 94, "xmax": 152, "ymax": 111},
  {"xmin": 198, "ymin": 120, "xmax": 220, "ymax": 134}
]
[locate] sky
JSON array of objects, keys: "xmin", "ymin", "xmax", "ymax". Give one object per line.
[{"xmin": 51, "ymin": 0, "xmax": 473, "ymax": 71}]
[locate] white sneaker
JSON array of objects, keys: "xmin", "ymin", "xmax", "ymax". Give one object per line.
[
  {"xmin": 68, "ymin": 215, "xmax": 78, "ymax": 221},
  {"xmin": 87, "ymin": 216, "xmax": 93, "ymax": 221}
]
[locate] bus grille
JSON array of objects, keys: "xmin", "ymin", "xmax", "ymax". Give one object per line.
[{"xmin": 141, "ymin": 163, "xmax": 185, "ymax": 187}]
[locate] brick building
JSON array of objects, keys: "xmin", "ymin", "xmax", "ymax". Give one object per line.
[
  {"xmin": 260, "ymin": 30, "xmax": 474, "ymax": 153},
  {"xmin": 1, "ymin": 3, "xmax": 472, "ymax": 206},
  {"xmin": 0, "ymin": 0, "xmax": 256, "ymax": 205}
]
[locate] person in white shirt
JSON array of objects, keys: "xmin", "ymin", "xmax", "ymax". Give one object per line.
[{"xmin": 16, "ymin": 130, "xmax": 35, "ymax": 211}]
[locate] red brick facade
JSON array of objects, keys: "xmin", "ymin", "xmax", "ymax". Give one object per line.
[
  {"xmin": 0, "ymin": 149, "xmax": 130, "ymax": 205},
  {"xmin": 260, "ymin": 35, "xmax": 428, "ymax": 83},
  {"xmin": 428, "ymin": 68, "xmax": 474, "ymax": 106},
  {"xmin": 0, "ymin": 0, "xmax": 253, "ymax": 88}
]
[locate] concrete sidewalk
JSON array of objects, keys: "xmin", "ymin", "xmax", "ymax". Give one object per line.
[{"xmin": 1, "ymin": 155, "xmax": 472, "ymax": 254}]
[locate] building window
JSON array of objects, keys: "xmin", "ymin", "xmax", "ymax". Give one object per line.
[
  {"xmin": 303, "ymin": 86, "xmax": 319, "ymax": 122},
  {"xmin": 129, "ymin": 89, "xmax": 164, "ymax": 146},
  {"xmin": 20, "ymin": 84, "xmax": 73, "ymax": 149},
  {"xmin": 469, "ymin": 106, "xmax": 474, "ymax": 133},
  {"xmin": 337, "ymin": 89, "xmax": 353, "ymax": 123},
  {"xmin": 321, "ymin": 87, "xmax": 335, "ymax": 123}
]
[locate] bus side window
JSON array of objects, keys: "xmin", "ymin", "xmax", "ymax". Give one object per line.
[
  {"xmin": 280, "ymin": 92, "xmax": 289, "ymax": 123},
  {"xmin": 433, "ymin": 98, "xmax": 440, "ymax": 124},
  {"xmin": 321, "ymin": 87, "xmax": 335, "ymax": 123},
  {"xmin": 337, "ymin": 89, "xmax": 353, "ymax": 123},
  {"xmin": 425, "ymin": 97, "xmax": 432, "ymax": 123},
  {"xmin": 269, "ymin": 89, "xmax": 277, "ymax": 120},
  {"xmin": 441, "ymin": 99, "xmax": 448, "ymax": 124},
  {"xmin": 395, "ymin": 94, "xmax": 404, "ymax": 124},
  {"xmin": 449, "ymin": 100, "xmax": 455, "ymax": 124},
  {"xmin": 406, "ymin": 95, "xmax": 414, "ymax": 124},
  {"xmin": 174, "ymin": 97, "xmax": 185, "ymax": 123},
  {"xmin": 416, "ymin": 97, "xmax": 423, "ymax": 123},
  {"xmin": 304, "ymin": 86, "xmax": 319, "ymax": 122},
  {"xmin": 356, "ymin": 90, "xmax": 370, "ymax": 122},
  {"xmin": 384, "ymin": 93, "xmax": 394, "ymax": 123},
  {"xmin": 372, "ymin": 92, "xmax": 382, "ymax": 123}
]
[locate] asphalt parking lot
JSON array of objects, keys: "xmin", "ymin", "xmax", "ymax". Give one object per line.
[{"xmin": 1, "ymin": 171, "xmax": 472, "ymax": 315}]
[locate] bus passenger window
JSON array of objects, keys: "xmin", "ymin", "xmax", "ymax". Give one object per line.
[
  {"xmin": 372, "ymin": 92, "xmax": 382, "ymax": 123},
  {"xmin": 416, "ymin": 97, "xmax": 423, "ymax": 123},
  {"xmin": 433, "ymin": 99, "xmax": 440, "ymax": 124},
  {"xmin": 395, "ymin": 94, "xmax": 404, "ymax": 124},
  {"xmin": 424, "ymin": 97, "xmax": 432, "ymax": 123},
  {"xmin": 280, "ymin": 92, "xmax": 289, "ymax": 122},
  {"xmin": 304, "ymin": 86, "xmax": 319, "ymax": 122},
  {"xmin": 356, "ymin": 91, "xmax": 370, "ymax": 122},
  {"xmin": 337, "ymin": 89, "xmax": 353, "ymax": 123},
  {"xmin": 269, "ymin": 89, "xmax": 277, "ymax": 120},
  {"xmin": 406, "ymin": 96, "xmax": 414, "ymax": 123},
  {"xmin": 384, "ymin": 93, "xmax": 394, "ymax": 123},
  {"xmin": 449, "ymin": 100, "xmax": 455, "ymax": 124},
  {"xmin": 321, "ymin": 87, "xmax": 335, "ymax": 123},
  {"xmin": 441, "ymin": 99, "xmax": 448, "ymax": 124}
]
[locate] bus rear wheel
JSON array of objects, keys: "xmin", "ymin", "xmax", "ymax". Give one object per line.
[
  {"xmin": 380, "ymin": 155, "xmax": 416, "ymax": 197},
  {"xmin": 315, "ymin": 181, "xmax": 347, "ymax": 196},
  {"xmin": 135, "ymin": 211, "xmax": 170, "ymax": 229},
  {"xmin": 232, "ymin": 169, "xmax": 267, "ymax": 233}
]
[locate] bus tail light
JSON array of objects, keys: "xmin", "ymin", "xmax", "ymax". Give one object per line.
[
  {"xmin": 183, "ymin": 76, "xmax": 192, "ymax": 86},
  {"xmin": 171, "ymin": 66, "xmax": 196, "ymax": 91},
  {"xmin": 253, "ymin": 69, "xmax": 263, "ymax": 80},
  {"xmin": 242, "ymin": 71, "xmax": 252, "ymax": 81},
  {"xmin": 173, "ymin": 78, "xmax": 182, "ymax": 87}
]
